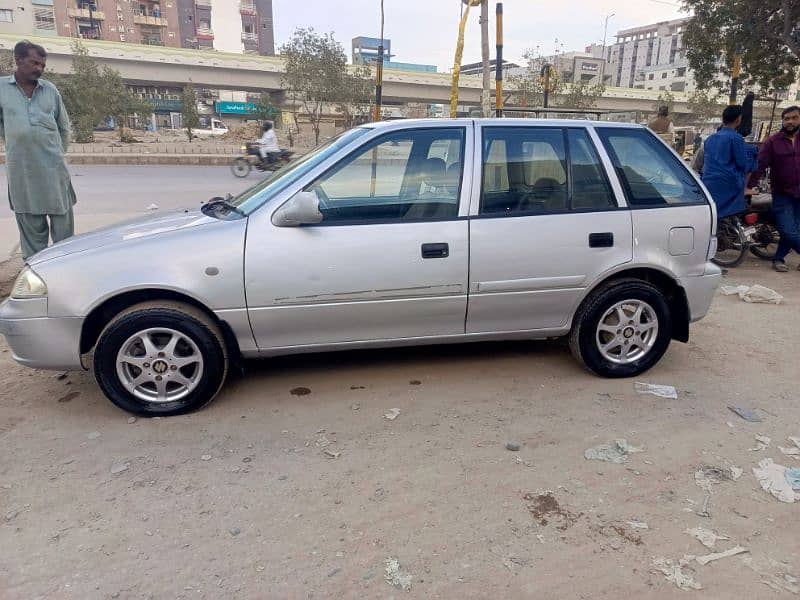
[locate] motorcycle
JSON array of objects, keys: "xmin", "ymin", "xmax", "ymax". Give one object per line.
[
  {"xmin": 713, "ymin": 215, "xmax": 752, "ymax": 268},
  {"xmin": 746, "ymin": 191, "xmax": 779, "ymax": 261},
  {"xmin": 230, "ymin": 143, "xmax": 294, "ymax": 178}
]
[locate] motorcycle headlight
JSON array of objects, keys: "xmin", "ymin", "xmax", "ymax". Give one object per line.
[{"xmin": 11, "ymin": 267, "xmax": 48, "ymax": 299}]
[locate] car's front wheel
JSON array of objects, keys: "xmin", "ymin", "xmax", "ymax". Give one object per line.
[
  {"xmin": 93, "ymin": 301, "xmax": 228, "ymax": 416},
  {"xmin": 569, "ymin": 280, "xmax": 672, "ymax": 378}
]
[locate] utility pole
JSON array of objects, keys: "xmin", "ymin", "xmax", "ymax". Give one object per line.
[
  {"xmin": 481, "ymin": 0, "xmax": 491, "ymax": 117},
  {"xmin": 600, "ymin": 13, "xmax": 614, "ymax": 86},
  {"xmin": 495, "ymin": 3, "xmax": 504, "ymax": 117},
  {"xmin": 729, "ymin": 51, "xmax": 742, "ymax": 105},
  {"xmin": 373, "ymin": 0, "xmax": 385, "ymax": 122}
]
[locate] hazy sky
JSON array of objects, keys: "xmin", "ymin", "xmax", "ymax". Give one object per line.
[{"xmin": 272, "ymin": 0, "xmax": 686, "ymax": 70}]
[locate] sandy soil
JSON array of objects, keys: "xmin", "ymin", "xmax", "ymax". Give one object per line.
[{"xmin": 1, "ymin": 256, "xmax": 799, "ymax": 599}]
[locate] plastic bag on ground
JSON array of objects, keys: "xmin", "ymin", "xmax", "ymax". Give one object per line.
[{"xmin": 753, "ymin": 458, "xmax": 800, "ymax": 503}]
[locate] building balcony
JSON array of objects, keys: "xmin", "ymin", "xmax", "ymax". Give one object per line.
[
  {"xmin": 134, "ymin": 13, "xmax": 169, "ymax": 27},
  {"xmin": 68, "ymin": 8, "xmax": 105, "ymax": 20},
  {"xmin": 196, "ymin": 27, "xmax": 214, "ymax": 40},
  {"xmin": 195, "ymin": 0, "xmax": 212, "ymax": 6},
  {"xmin": 241, "ymin": 31, "xmax": 258, "ymax": 42},
  {"xmin": 240, "ymin": 1, "xmax": 257, "ymax": 16}
]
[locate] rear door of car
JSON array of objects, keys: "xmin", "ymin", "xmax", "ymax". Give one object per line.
[
  {"xmin": 466, "ymin": 123, "xmax": 633, "ymax": 334},
  {"xmin": 595, "ymin": 127, "xmax": 713, "ymax": 280}
]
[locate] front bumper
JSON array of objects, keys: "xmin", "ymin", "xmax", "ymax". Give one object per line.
[
  {"xmin": 680, "ymin": 264, "xmax": 723, "ymax": 323},
  {"xmin": 0, "ymin": 299, "xmax": 84, "ymax": 370}
]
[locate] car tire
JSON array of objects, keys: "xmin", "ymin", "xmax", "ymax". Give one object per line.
[
  {"xmin": 93, "ymin": 301, "xmax": 228, "ymax": 416},
  {"xmin": 569, "ymin": 280, "xmax": 672, "ymax": 378}
]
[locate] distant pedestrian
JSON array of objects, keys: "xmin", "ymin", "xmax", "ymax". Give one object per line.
[
  {"xmin": 701, "ymin": 105, "xmax": 747, "ymax": 220},
  {"xmin": 748, "ymin": 106, "xmax": 800, "ymax": 272},
  {"xmin": 648, "ymin": 105, "xmax": 674, "ymax": 134},
  {"xmin": 0, "ymin": 40, "xmax": 76, "ymax": 259},
  {"xmin": 693, "ymin": 131, "xmax": 702, "ymax": 152}
]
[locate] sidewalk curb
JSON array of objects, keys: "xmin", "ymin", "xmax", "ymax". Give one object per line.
[{"xmin": 1, "ymin": 154, "xmax": 235, "ymax": 167}]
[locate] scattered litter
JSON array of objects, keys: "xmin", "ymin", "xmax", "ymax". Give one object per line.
[
  {"xmin": 652, "ymin": 557, "xmax": 702, "ymax": 591},
  {"xmin": 290, "ymin": 387, "xmax": 311, "ymax": 396},
  {"xmin": 146, "ymin": 203, "xmax": 159, "ymax": 211},
  {"xmin": 87, "ymin": 431, "xmax": 101, "ymax": 440},
  {"xmin": 779, "ymin": 437, "xmax": 800, "ymax": 458},
  {"xmin": 127, "ymin": 417, "xmax": 137, "ymax": 424},
  {"xmin": 694, "ymin": 465, "xmax": 731, "ymax": 491},
  {"xmin": 696, "ymin": 494, "xmax": 712, "ymax": 518},
  {"xmin": 5, "ymin": 510, "xmax": 19, "ymax": 522},
  {"xmin": 384, "ymin": 408, "xmax": 401, "ymax": 421},
  {"xmin": 200, "ymin": 454, "xmax": 212, "ymax": 461},
  {"xmin": 742, "ymin": 555, "xmax": 800, "ymax": 595},
  {"xmin": 634, "ymin": 382, "xmax": 678, "ymax": 399},
  {"xmin": 729, "ymin": 466, "xmax": 743, "ymax": 480},
  {"xmin": 786, "ymin": 468, "xmax": 800, "ymax": 491},
  {"xmin": 323, "ymin": 449, "xmax": 341, "ymax": 459},
  {"xmin": 506, "ymin": 441, "xmax": 521, "ymax": 452},
  {"xmin": 523, "ymin": 491, "xmax": 581, "ymax": 530},
  {"xmin": 55, "ymin": 372, "xmax": 68, "ymax": 381},
  {"xmin": 350, "ymin": 403, "xmax": 360, "ymax": 410},
  {"xmin": 721, "ymin": 284, "xmax": 783, "ymax": 304},
  {"xmin": 384, "ymin": 557, "xmax": 413, "ymax": 592},
  {"xmin": 749, "ymin": 435, "xmax": 771, "ymax": 451},
  {"xmin": 627, "ymin": 521, "xmax": 649, "ymax": 530},
  {"xmin": 685, "ymin": 527, "xmax": 730, "ymax": 549},
  {"xmin": 693, "ymin": 546, "xmax": 749, "ymax": 566},
  {"xmin": 727, "ymin": 406, "xmax": 763, "ymax": 423},
  {"xmin": 584, "ymin": 439, "xmax": 644, "ymax": 464},
  {"xmin": 110, "ymin": 462, "xmax": 129, "ymax": 475},
  {"xmin": 228, "ymin": 527, "xmax": 241, "ymax": 537},
  {"xmin": 753, "ymin": 458, "xmax": 800, "ymax": 503}
]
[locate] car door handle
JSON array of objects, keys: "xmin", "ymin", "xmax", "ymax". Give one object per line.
[
  {"xmin": 589, "ymin": 232, "xmax": 614, "ymax": 248},
  {"xmin": 421, "ymin": 243, "xmax": 449, "ymax": 259}
]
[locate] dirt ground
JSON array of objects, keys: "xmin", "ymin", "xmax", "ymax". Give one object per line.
[{"xmin": 1, "ymin": 256, "xmax": 799, "ymax": 599}]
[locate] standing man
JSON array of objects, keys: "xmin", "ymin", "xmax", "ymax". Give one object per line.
[
  {"xmin": 0, "ymin": 40, "xmax": 76, "ymax": 260},
  {"xmin": 748, "ymin": 106, "xmax": 800, "ymax": 272},
  {"xmin": 648, "ymin": 105, "xmax": 674, "ymax": 134},
  {"xmin": 701, "ymin": 105, "xmax": 747, "ymax": 220}
]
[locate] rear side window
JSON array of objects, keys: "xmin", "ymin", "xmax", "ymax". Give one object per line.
[
  {"xmin": 597, "ymin": 127, "xmax": 705, "ymax": 206},
  {"xmin": 567, "ymin": 129, "xmax": 616, "ymax": 210}
]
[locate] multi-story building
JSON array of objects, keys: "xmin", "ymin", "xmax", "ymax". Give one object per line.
[
  {"xmin": 0, "ymin": 0, "xmax": 274, "ymax": 54},
  {"xmin": 605, "ymin": 18, "xmax": 692, "ymax": 91},
  {"xmin": 352, "ymin": 36, "xmax": 437, "ymax": 73}
]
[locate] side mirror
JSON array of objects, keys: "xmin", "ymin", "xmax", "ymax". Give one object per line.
[{"xmin": 272, "ymin": 190, "xmax": 323, "ymax": 227}]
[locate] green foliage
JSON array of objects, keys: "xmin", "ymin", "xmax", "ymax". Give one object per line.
[
  {"xmin": 682, "ymin": 0, "xmax": 800, "ymax": 93},
  {"xmin": 254, "ymin": 92, "xmax": 278, "ymax": 123},
  {"xmin": 559, "ymin": 79, "xmax": 606, "ymax": 109},
  {"xmin": 335, "ymin": 64, "xmax": 374, "ymax": 128},
  {"xmin": 687, "ymin": 89, "xmax": 725, "ymax": 123},
  {"xmin": 0, "ymin": 50, "xmax": 14, "ymax": 76},
  {"xmin": 181, "ymin": 82, "xmax": 200, "ymax": 142},
  {"xmin": 281, "ymin": 28, "xmax": 370, "ymax": 143}
]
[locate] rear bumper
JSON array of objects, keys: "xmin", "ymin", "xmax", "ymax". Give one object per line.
[
  {"xmin": 680, "ymin": 265, "xmax": 722, "ymax": 322},
  {"xmin": 0, "ymin": 300, "xmax": 84, "ymax": 370}
]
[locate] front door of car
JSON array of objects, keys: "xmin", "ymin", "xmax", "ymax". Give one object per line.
[
  {"xmin": 466, "ymin": 125, "xmax": 633, "ymax": 333},
  {"xmin": 244, "ymin": 126, "xmax": 472, "ymax": 350}
]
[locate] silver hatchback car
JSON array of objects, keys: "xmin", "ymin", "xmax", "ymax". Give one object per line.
[{"xmin": 0, "ymin": 119, "xmax": 721, "ymax": 416}]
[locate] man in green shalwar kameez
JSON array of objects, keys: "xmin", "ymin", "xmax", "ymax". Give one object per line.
[{"xmin": 0, "ymin": 40, "xmax": 76, "ymax": 259}]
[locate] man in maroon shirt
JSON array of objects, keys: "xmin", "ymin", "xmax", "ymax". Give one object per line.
[{"xmin": 749, "ymin": 106, "xmax": 800, "ymax": 272}]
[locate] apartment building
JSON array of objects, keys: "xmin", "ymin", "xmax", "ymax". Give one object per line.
[
  {"xmin": 605, "ymin": 18, "xmax": 692, "ymax": 91},
  {"xmin": 0, "ymin": 0, "xmax": 274, "ymax": 54}
]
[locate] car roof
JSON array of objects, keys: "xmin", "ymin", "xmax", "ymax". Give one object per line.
[{"xmin": 363, "ymin": 118, "xmax": 646, "ymax": 130}]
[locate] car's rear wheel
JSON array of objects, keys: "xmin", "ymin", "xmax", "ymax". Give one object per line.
[
  {"xmin": 93, "ymin": 302, "xmax": 228, "ymax": 416},
  {"xmin": 569, "ymin": 280, "xmax": 672, "ymax": 378}
]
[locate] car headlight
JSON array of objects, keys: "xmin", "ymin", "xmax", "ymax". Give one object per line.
[{"xmin": 11, "ymin": 267, "xmax": 48, "ymax": 299}]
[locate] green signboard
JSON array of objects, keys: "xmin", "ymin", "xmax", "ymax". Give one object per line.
[
  {"xmin": 146, "ymin": 98, "xmax": 182, "ymax": 113},
  {"xmin": 215, "ymin": 101, "xmax": 278, "ymax": 118}
]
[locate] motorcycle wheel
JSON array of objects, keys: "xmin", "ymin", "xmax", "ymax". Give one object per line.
[
  {"xmin": 231, "ymin": 158, "xmax": 251, "ymax": 178},
  {"xmin": 748, "ymin": 224, "xmax": 779, "ymax": 261},
  {"xmin": 712, "ymin": 217, "xmax": 748, "ymax": 268}
]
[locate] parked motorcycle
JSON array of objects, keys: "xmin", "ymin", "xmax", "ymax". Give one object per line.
[
  {"xmin": 746, "ymin": 191, "xmax": 779, "ymax": 261},
  {"xmin": 231, "ymin": 143, "xmax": 294, "ymax": 178},
  {"xmin": 713, "ymin": 215, "xmax": 752, "ymax": 268}
]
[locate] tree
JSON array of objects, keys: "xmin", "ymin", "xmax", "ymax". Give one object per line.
[
  {"xmin": 101, "ymin": 68, "xmax": 152, "ymax": 142},
  {"xmin": 281, "ymin": 28, "xmax": 353, "ymax": 144},
  {"xmin": 559, "ymin": 79, "xmax": 606, "ymax": 109},
  {"xmin": 181, "ymin": 82, "xmax": 200, "ymax": 142},
  {"xmin": 59, "ymin": 42, "xmax": 107, "ymax": 143},
  {"xmin": 0, "ymin": 50, "xmax": 13, "ymax": 76},
  {"xmin": 508, "ymin": 47, "xmax": 563, "ymax": 108},
  {"xmin": 682, "ymin": 0, "xmax": 800, "ymax": 93},
  {"xmin": 687, "ymin": 89, "xmax": 725, "ymax": 124},
  {"xmin": 254, "ymin": 92, "xmax": 278, "ymax": 123},
  {"xmin": 334, "ymin": 64, "xmax": 374, "ymax": 128}
]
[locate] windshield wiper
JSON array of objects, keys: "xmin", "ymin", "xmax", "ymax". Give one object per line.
[{"xmin": 202, "ymin": 195, "xmax": 245, "ymax": 218}]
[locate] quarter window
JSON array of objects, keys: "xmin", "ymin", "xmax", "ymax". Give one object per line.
[
  {"xmin": 305, "ymin": 128, "xmax": 465, "ymax": 224},
  {"xmin": 597, "ymin": 128, "xmax": 705, "ymax": 206}
]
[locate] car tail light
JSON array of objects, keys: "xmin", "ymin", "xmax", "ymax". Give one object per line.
[{"xmin": 743, "ymin": 213, "xmax": 758, "ymax": 225}]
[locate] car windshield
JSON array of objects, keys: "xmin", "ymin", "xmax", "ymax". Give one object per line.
[{"xmin": 231, "ymin": 127, "xmax": 370, "ymax": 214}]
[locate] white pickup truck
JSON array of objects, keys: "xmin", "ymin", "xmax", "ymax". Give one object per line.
[{"xmin": 187, "ymin": 118, "xmax": 229, "ymax": 137}]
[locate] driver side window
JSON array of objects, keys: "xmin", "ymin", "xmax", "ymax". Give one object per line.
[{"xmin": 305, "ymin": 128, "xmax": 465, "ymax": 224}]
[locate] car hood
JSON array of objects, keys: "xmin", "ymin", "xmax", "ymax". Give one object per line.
[{"xmin": 28, "ymin": 210, "xmax": 220, "ymax": 265}]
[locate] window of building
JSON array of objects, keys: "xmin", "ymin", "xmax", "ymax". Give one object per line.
[
  {"xmin": 34, "ymin": 7, "xmax": 56, "ymax": 31},
  {"xmin": 597, "ymin": 128, "xmax": 705, "ymax": 207},
  {"xmin": 676, "ymin": 67, "xmax": 686, "ymax": 77},
  {"xmin": 0, "ymin": 9, "xmax": 13, "ymax": 23},
  {"xmin": 305, "ymin": 128, "xmax": 465, "ymax": 224},
  {"xmin": 648, "ymin": 73, "xmax": 654, "ymax": 80}
]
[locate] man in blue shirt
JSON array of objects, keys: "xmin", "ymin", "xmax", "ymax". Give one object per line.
[{"xmin": 702, "ymin": 105, "xmax": 747, "ymax": 219}]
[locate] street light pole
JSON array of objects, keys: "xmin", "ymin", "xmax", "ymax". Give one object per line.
[
  {"xmin": 600, "ymin": 13, "xmax": 614, "ymax": 86},
  {"xmin": 373, "ymin": 0, "xmax": 385, "ymax": 122},
  {"xmin": 481, "ymin": 0, "xmax": 491, "ymax": 117}
]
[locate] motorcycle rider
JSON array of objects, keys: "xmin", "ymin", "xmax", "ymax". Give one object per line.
[
  {"xmin": 257, "ymin": 121, "xmax": 280, "ymax": 168},
  {"xmin": 748, "ymin": 106, "xmax": 800, "ymax": 272}
]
